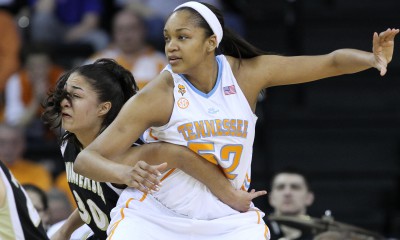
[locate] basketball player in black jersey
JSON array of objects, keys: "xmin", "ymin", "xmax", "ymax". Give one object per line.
[
  {"xmin": 0, "ymin": 161, "xmax": 49, "ymax": 240},
  {"xmin": 42, "ymin": 58, "xmax": 266, "ymax": 239}
]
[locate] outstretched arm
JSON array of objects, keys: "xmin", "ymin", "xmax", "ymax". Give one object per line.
[{"xmin": 237, "ymin": 28, "xmax": 399, "ymax": 104}]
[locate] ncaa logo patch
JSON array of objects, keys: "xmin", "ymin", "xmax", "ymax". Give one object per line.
[{"xmin": 177, "ymin": 97, "xmax": 189, "ymax": 109}]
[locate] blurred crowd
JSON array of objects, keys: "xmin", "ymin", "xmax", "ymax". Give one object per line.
[{"xmin": 0, "ymin": 0, "xmax": 245, "ymax": 230}]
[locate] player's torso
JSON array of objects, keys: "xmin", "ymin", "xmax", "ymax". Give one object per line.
[
  {"xmin": 62, "ymin": 141, "xmax": 122, "ymax": 239},
  {"xmin": 142, "ymin": 55, "xmax": 257, "ymax": 219}
]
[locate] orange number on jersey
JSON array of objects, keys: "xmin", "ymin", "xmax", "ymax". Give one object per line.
[
  {"xmin": 220, "ymin": 145, "xmax": 243, "ymax": 180},
  {"xmin": 188, "ymin": 142, "xmax": 243, "ymax": 180},
  {"xmin": 187, "ymin": 142, "xmax": 218, "ymax": 164}
]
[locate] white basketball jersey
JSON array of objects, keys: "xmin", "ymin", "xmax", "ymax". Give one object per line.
[{"xmin": 141, "ymin": 55, "xmax": 258, "ymax": 219}]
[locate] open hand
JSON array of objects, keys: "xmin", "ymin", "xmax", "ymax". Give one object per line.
[
  {"xmin": 124, "ymin": 161, "xmax": 168, "ymax": 193},
  {"xmin": 372, "ymin": 28, "xmax": 399, "ymax": 76}
]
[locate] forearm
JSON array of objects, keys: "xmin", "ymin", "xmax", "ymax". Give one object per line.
[
  {"xmin": 55, "ymin": 209, "xmax": 84, "ymax": 238},
  {"xmin": 331, "ymin": 49, "xmax": 374, "ymax": 74},
  {"xmin": 74, "ymin": 150, "xmax": 128, "ymax": 183},
  {"xmin": 127, "ymin": 143, "xmax": 237, "ymax": 204},
  {"xmin": 172, "ymin": 145, "xmax": 237, "ymax": 204}
]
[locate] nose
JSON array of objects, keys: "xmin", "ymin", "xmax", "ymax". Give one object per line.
[
  {"xmin": 61, "ymin": 98, "xmax": 70, "ymax": 108},
  {"xmin": 165, "ymin": 39, "xmax": 178, "ymax": 53}
]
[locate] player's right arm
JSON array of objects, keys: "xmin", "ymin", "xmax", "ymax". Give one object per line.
[
  {"xmin": 74, "ymin": 71, "xmax": 174, "ymax": 187},
  {"xmin": 50, "ymin": 209, "xmax": 84, "ymax": 240},
  {"xmin": 119, "ymin": 142, "xmax": 267, "ymax": 212}
]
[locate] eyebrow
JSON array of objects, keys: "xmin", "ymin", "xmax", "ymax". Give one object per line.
[
  {"xmin": 71, "ymin": 86, "xmax": 84, "ymax": 91},
  {"xmin": 164, "ymin": 27, "xmax": 191, "ymax": 33}
]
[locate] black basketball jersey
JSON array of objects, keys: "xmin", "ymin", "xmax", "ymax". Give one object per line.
[
  {"xmin": 0, "ymin": 161, "xmax": 49, "ymax": 240},
  {"xmin": 61, "ymin": 138, "xmax": 143, "ymax": 240}
]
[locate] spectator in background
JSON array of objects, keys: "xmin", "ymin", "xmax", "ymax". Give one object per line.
[
  {"xmin": 29, "ymin": 0, "xmax": 108, "ymax": 51},
  {"xmin": 115, "ymin": 0, "xmax": 245, "ymax": 49},
  {"xmin": 267, "ymin": 168, "xmax": 315, "ymax": 240},
  {"xmin": 46, "ymin": 188, "xmax": 73, "ymax": 226},
  {"xmin": 86, "ymin": 8, "xmax": 166, "ymax": 89},
  {"xmin": 23, "ymin": 183, "xmax": 51, "ymax": 231},
  {"xmin": 0, "ymin": 9, "xmax": 21, "ymax": 121},
  {"xmin": 0, "ymin": 123, "xmax": 53, "ymax": 191},
  {"xmin": 3, "ymin": 45, "xmax": 64, "ymax": 129}
]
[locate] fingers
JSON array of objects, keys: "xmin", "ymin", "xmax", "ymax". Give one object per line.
[
  {"xmin": 249, "ymin": 189, "xmax": 267, "ymax": 200},
  {"xmin": 129, "ymin": 161, "xmax": 168, "ymax": 193},
  {"xmin": 380, "ymin": 66, "xmax": 387, "ymax": 76},
  {"xmin": 155, "ymin": 162, "xmax": 168, "ymax": 172}
]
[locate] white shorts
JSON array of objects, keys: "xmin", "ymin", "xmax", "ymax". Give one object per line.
[{"xmin": 107, "ymin": 190, "xmax": 270, "ymax": 240}]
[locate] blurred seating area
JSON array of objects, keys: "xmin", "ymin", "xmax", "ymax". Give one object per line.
[{"xmin": 1, "ymin": 0, "xmax": 399, "ymax": 238}]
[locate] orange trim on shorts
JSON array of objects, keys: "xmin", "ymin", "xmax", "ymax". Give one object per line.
[
  {"xmin": 134, "ymin": 169, "xmax": 176, "ymax": 203},
  {"xmin": 256, "ymin": 210, "xmax": 261, "ymax": 224},
  {"xmin": 160, "ymin": 168, "xmax": 176, "ymax": 181},
  {"xmin": 108, "ymin": 198, "xmax": 133, "ymax": 240},
  {"xmin": 264, "ymin": 225, "xmax": 270, "ymax": 239}
]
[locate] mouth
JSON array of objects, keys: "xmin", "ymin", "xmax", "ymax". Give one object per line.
[
  {"xmin": 61, "ymin": 112, "xmax": 71, "ymax": 118},
  {"xmin": 168, "ymin": 56, "xmax": 181, "ymax": 65}
]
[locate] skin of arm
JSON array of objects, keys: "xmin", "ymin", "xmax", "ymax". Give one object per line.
[
  {"xmin": 75, "ymin": 71, "xmax": 176, "ymax": 183},
  {"xmin": 231, "ymin": 29, "xmax": 399, "ymax": 110},
  {"xmin": 123, "ymin": 142, "xmax": 266, "ymax": 212},
  {"xmin": 74, "ymin": 72, "xmax": 266, "ymax": 211},
  {"xmin": 50, "ymin": 209, "xmax": 84, "ymax": 240},
  {"xmin": 76, "ymin": 142, "xmax": 265, "ymax": 212},
  {"xmin": 0, "ymin": 176, "xmax": 5, "ymax": 208}
]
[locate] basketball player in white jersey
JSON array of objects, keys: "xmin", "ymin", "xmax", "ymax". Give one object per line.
[
  {"xmin": 43, "ymin": 58, "xmax": 264, "ymax": 240},
  {"xmin": 0, "ymin": 161, "xmax": 49, "ymax": 240},
  {"xmin": 74, "ymin": 1, "xmax": 398, "ymax": 239}
]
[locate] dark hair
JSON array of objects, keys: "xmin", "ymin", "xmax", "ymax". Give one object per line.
[
  {"xmin": 173, "ymin": 2, "xmax": 266, "ymax": 62},
  {"xmin": 270, "ymin": 167, "xmax": 312, "ymax": 191},
  {"xmin": 42, "ymin": 58, "xmax": 138, "ymax": 148},
  {"xmin": 22, "ymin": 184, "xmax": 48, "ymax": 211}
]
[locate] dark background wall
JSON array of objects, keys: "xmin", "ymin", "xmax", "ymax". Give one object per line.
[{"xmin": 241, "ymin": 0, "xmax": 400, "ymax": 237}]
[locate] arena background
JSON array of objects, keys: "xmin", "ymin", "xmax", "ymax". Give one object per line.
[{"xmin": 6, "ymin": 0, "xmax": 399, "ymax": 237}]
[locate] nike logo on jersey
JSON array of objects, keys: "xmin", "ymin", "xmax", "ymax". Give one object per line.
[
  {"xmin": 177, "ymin": 119, "xmax": 248, "ymax": 141},
  {"xmin": 208, "ymin": 107, "xmax": 219, "ymax": 114}
]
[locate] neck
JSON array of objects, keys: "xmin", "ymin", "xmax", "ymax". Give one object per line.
[
  {"xmin": 184, "ymin": 57, "xmax": 218, "ymax": 94},
  {"xmin": 74, "ymin": 127, "xmax": 101, "ymax": 149}
]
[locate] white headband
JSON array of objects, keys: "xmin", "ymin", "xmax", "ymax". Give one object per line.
[{"xmin": 174, "ymin": 1, "xmax": 223, "ymax": 47}]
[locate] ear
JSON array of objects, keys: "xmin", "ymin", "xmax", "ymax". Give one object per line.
[
  {"xmin": 207, "ymin": 34, "xmax": 218, "ymax": 53},
  {"xmin": 268, "ymin": 192, "xmax": 276, "ymax": 207},
  {"xmin": 305, "ymin": 192, "xmax": 314, "ymax": 207},
  {"xmin": 97, "ymin": 102, "xmax": 112, "ymax": 116}
]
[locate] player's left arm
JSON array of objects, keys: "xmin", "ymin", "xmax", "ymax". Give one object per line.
[
  {"xmin": 117, "ymin": 142, "xmax": 266, "ymax": 212},
  {"xmin": 238, "ymin": 28, "xmax": 399, "ymax": 97}
]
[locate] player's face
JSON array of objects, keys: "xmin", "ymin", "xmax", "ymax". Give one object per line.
[
  {"xmin": 60, "ymin": 72, "xmax": 105, "ymax": 138},
  {"xmin": 269, "ymin": 173, "xmax": 313, "ymax": 216},
  {"xmin": 164, "ymin": 10, "xmax": 210, "ymax": 74}
]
